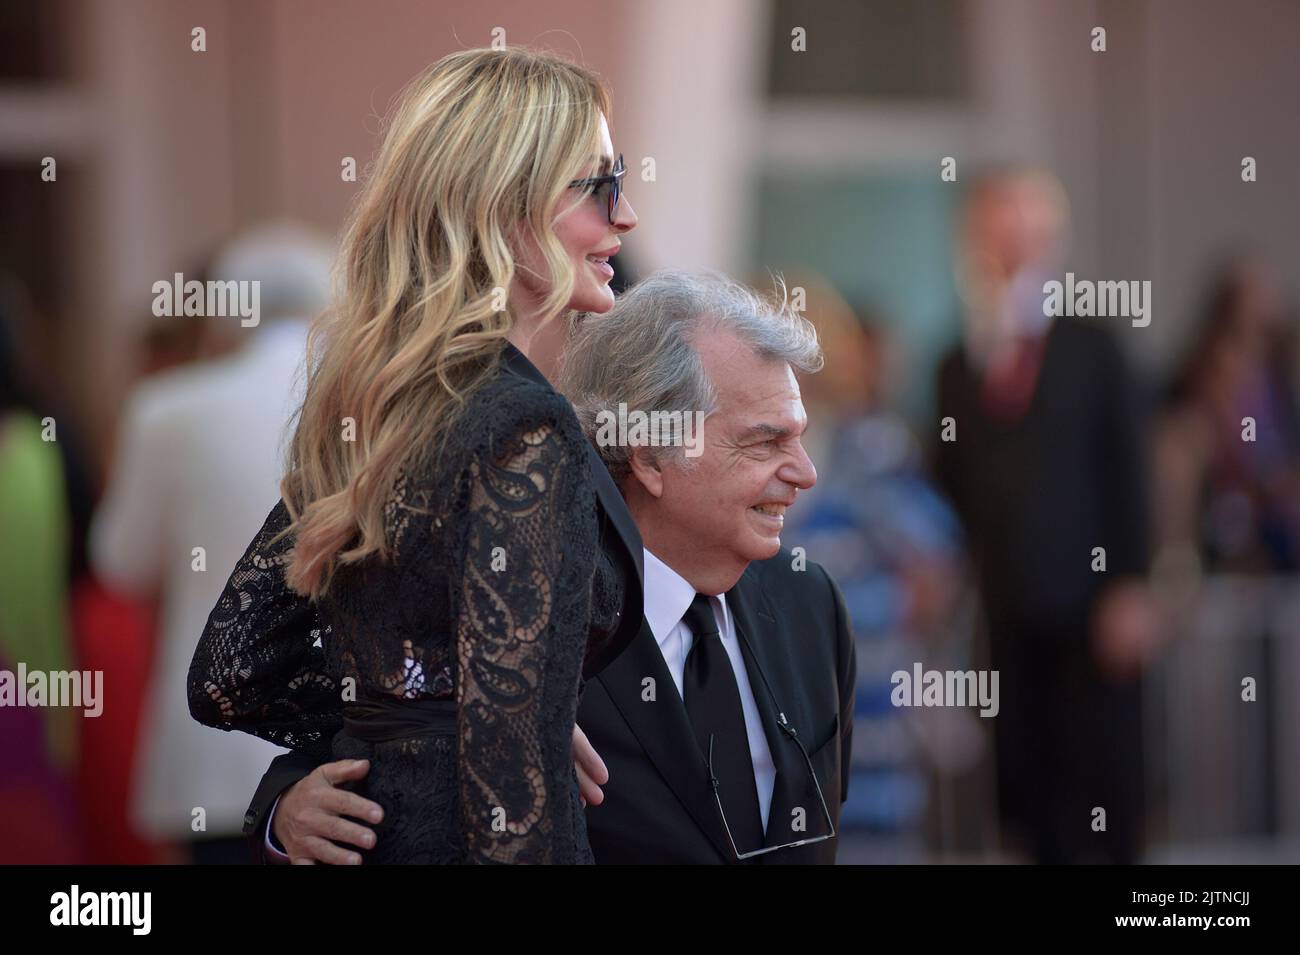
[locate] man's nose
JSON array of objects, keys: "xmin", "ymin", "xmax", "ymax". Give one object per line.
[{"xmin": 782, "ymin": 442, "xmax": 817, "ymax": 490}]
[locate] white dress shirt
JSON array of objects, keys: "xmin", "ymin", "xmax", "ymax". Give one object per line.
[{"xmin": 641, "ymin": 547, "xmax": 776, "ymax": 832}]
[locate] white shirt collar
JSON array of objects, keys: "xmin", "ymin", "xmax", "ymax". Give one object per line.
[{"xmin": 642, "ymin": 547, "xmax": 730, "ymax": 649}]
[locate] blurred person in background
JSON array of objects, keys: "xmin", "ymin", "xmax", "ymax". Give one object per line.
[
  {"xmin": 779, "ymin": 275, "xmax": 964, "ymax": 857},
  {"xmin": 72, "ymin": 259, "xmax": 224, "ymax": 866},
  {"xmin": 1155, "ymin": 257, "xmax": 1300, "ymax": 576},
  {"xmin": 135, "ymin": 279, "xmax": 219, "ymax": 377},
  {"xmin": 90, "ymin": 223, "xmax": 333, "ymax": 863},
  {"xmin": 934, "ymin": 167, "xmax": 1156, "ymax": 864},
  {"xmin": 0, "ymin": 276, "xmax": 81, "ymax": 863}
]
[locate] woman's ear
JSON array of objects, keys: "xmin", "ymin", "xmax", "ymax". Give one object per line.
[{"xmin": 626, "ymin": 446, "xmax": 664, "ymax": 499}]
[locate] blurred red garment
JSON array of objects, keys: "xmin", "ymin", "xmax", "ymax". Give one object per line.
[{"xmin": 71, "ymin": 575, "xmax": 163, "ymax": 864}]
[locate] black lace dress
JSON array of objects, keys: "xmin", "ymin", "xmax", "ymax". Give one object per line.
[{"xmin": 187, "ymin": 343, "xmax": 636, "ymax": 864}]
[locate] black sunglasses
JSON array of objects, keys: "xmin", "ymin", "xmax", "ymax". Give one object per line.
[
  {"xmin": 568, "ymin": 154, "xmax": 626, "ymax": 224},
  {"xmin": 705, "ymin": 713, "xmax": 837, "ymax": 861}
]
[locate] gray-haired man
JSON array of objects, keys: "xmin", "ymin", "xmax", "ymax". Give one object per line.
[{"xmin": 249, "ymin": 270, "xmax": 856, "ymax": 864}]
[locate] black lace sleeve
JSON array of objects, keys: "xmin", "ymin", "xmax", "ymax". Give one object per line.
[
  {"xmin": 187, "ymin": 499, "xmax": 341, "ymax": 759},
  {"xmin": 454, "ymin": 394, "xmax": 598, "ymax": 864}
]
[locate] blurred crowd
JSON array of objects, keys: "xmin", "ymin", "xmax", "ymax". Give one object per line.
[
  {"xmin": 0, "ymin": 225, "xmax": 334, "ymax": 863},
  {"xmin": 2, "ymin": 169, "xmax": 1297, "ymax": 864}
]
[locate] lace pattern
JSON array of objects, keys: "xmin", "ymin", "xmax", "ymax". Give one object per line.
[{"xmin": 188, "ymin": 368, "xmax": 618, "ymax": 863}]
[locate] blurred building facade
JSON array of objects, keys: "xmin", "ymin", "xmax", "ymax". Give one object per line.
[{"xmin": 3, "ymin": 0, "xmax": 1298, "ymax": 862}]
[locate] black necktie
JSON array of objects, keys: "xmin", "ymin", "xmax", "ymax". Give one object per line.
[{"xmin": 681, "ymin": 593, "xmax": 764, "ymax": 857}]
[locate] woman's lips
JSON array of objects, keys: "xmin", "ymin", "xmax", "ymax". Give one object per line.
[{"xmin": 586, "ymin": 255, "xmax": 615, "ymax": 278}]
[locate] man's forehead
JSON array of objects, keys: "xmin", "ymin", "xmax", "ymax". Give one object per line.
[
  {"xmin": 692, "ymin": 325, "xmax": 804, "ymax": 413},
  {"xmin": 717, "ymin": 378, "xmax": 806, "ymax": 433},
  {"xmin": 714, "ymin": 362, "xmax": 802, "ymax": 409}
]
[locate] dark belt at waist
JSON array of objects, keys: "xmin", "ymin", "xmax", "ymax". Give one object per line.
[{"xmin": 341, "ymin": 693, "xmax": 457, "ymax": 743}]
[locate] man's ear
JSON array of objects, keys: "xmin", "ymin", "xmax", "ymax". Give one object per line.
[{"xmin": 626, "ymin": 447, "xmax": 665, "ymax": 498}]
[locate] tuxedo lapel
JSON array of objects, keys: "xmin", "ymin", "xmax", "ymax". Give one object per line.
[
  {"xmin": 594, "ymin": 620, "xmax": 734, "ymax": 860},
  {"xmin": 578, "ymin": 435, "xmax": 646, "ymax": 676},
  {"xmin": 583, "ymin": 439, "xmax": 645, "ymax": 620},
  {"xmin": 582, "ymin": 442, "xmax": 643, "ymax": 583},
  {"xmin": 727, "ymin": 568, "xmax": 813, "ymax": 847}
]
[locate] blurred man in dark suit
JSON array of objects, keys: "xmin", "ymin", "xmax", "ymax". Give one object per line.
[{"xmin": 934, "ymin": 168, "xmax": 1156, "ymax": 864}]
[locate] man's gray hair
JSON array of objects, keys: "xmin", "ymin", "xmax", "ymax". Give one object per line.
[{"xmin": 558, "ymin": 269, "xmax": 823, "ymax": 483}]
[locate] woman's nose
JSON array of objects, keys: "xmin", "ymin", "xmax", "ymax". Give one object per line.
[{"xmin": 614, "ymin": 194, "xmax": 638, "ymax": 233}]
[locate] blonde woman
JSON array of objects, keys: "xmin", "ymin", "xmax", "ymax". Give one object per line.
[{"xmin": 188, "ymin": 48, "xmax": 642, "ymax": 864}]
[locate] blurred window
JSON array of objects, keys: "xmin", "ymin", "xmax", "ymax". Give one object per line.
[{"xmin": 766, "ymin": 0, "xmax": 968, "ymax": 101}]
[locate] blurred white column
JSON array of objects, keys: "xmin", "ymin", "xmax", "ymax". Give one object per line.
[{"xmin": 619, "ymin": 0, "xmax": 766, "ymax": 274}]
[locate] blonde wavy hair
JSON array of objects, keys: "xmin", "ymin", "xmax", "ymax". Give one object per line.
[{"xmin": 279, "ymin": 47, "xmax": 611, "ymax": 599}]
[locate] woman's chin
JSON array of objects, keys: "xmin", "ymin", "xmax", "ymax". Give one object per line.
[{"xmin": 572, "ymin": 285, "xmax": 617, "ymax": 314}]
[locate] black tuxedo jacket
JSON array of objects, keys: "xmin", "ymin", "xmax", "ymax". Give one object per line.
[
  {"xmin": 244, "ymin": 554, "xmax": 854, "ymax": 866},
  {"xmin": 579, "ymin": 550, "xmax": 855, "ymax": 864}
]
